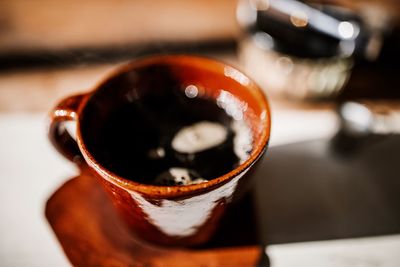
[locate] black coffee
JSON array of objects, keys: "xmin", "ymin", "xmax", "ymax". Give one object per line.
[{"xmin": 87, "ymin": 84, "xmax": 253, "ymax": 186}]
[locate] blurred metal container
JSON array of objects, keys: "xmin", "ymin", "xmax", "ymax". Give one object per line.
[{"xmin": 237, "ymin": 0, "xmax": 376, "ymax": 101}]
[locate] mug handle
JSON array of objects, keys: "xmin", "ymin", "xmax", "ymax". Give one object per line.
[{"xmin": 48, "ymin": 94, "xmax": 87, "ymax": 164}]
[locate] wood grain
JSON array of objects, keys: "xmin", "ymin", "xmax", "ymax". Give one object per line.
[
  {"xmin": 0, "ymin": 0, "xmax": 238, "ymax": 52},
  {"xmin": 45, "ymin": 169, "xmax": 262, "ymax": 267}
]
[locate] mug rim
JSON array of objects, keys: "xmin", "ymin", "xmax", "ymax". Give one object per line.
[{"xmin": 75, "ymin": 54, "xmax": 271, "ymax": 198}]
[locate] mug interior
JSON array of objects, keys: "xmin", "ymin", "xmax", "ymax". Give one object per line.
[{"xmin": 79, "ymin": 55, "xmax": 270, "ymax": 192}]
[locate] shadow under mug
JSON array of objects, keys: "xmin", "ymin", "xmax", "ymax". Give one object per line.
[{"xmin": 48, "ymin": 55, "xmax": 271, "ymax": 246}]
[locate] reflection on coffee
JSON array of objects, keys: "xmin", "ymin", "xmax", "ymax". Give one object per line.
[{"xmin": 91, "ymin": 85, "xmax": 253, "ymax": 186}]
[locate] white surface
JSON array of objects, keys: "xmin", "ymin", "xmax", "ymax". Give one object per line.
[
  {"xmin": 268, "ymin": 235, "xmax": 400, "ymax": 267},
  {"xmin": 270, "ymin": 110, "xmax": 339, "ymax": 146},
  {"xmin": 0, "ymin": 111, "xmax": 399, "ymax": 266},
  {"xmin": 0, "ymin": 114, "xmax": 76, "ymax": 267}
]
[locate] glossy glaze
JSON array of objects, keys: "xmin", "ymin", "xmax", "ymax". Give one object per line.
[
  {"xmin": 45, "ymin": 171, "xmax": 262, "ymax": 266},
  {"xmin": 48, "ymin": 55, "xmax": 271, "ymax": 246}
]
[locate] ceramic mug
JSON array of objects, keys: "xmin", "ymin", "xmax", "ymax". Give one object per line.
[{"xmin": 48, "ymin": 55, "xmax": 271, "ymax": 246}]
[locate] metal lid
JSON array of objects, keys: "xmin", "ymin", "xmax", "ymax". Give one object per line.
[{"xmin": 238, "ymin": 0, "xmax": 368, "ymax": 59}]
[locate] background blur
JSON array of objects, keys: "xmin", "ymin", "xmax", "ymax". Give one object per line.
[
  {"xmin": 1, "ymin": 0, "xmax": 399, "ymax": 112},
  {"xmin": 0, "ymin": 0, "xmax": 399, "ymax": 266}
]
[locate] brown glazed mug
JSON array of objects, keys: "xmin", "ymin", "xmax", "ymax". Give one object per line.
[{"xmin": 48, "ymin": 55, "xmax": 271, "ymax": 246}]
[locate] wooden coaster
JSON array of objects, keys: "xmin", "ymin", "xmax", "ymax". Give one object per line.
[{"xmin": 45, "ymin": 168, "xmax": 262, "ymax": 267}]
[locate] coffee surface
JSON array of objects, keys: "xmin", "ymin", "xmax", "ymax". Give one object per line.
[{"xmin": 89, "ymin": 86, "xmax": 253, "ymax": 186}]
